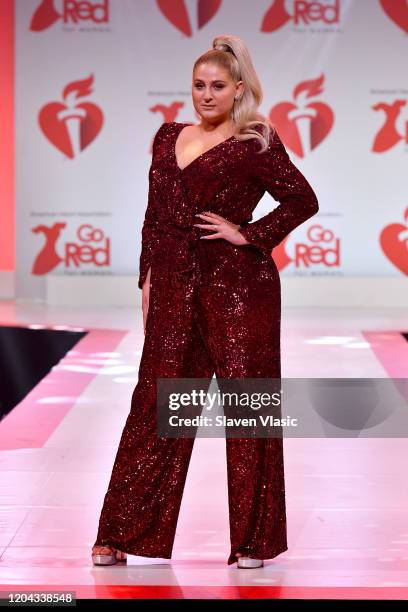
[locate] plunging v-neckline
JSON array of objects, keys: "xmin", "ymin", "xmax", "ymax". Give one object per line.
[{"xmin": 174, "ymin": 123, "xmax": 236, "ymax": 172}]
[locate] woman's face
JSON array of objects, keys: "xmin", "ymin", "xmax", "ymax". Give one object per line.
[{"xmin": 192, "ymin": 62, "xmax": 243, "ymax": 125}]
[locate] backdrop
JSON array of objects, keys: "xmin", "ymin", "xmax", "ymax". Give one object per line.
[{"xmin": 14, "ymin": 0, "xmax": 408, "ymax": 299}]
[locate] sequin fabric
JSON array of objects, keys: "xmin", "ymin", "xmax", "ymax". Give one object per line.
[{"xmin": 94, "ymin": 121, "xmax": 319, "ymax": 565}]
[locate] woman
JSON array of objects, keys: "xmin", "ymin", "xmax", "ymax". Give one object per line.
[{"xmin": 92, "ymin": 34, "xmax": 319, "ymax": 569}]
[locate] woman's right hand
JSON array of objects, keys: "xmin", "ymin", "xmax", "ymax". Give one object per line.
[{"xmin": 141, "ymin": 266, "xmax": 151, "ymax": 336}]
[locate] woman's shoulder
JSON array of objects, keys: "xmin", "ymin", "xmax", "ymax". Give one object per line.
[
  {"xmin": 247, "ymin": 123, "xmax": 284, "ymax": 154},
  {"xmin": 150, "ymin": 121, "xmax": 179, "ymax": 154},
  {"xmin": 152, "ymin": 121, "xmax": 188, "ymax": 143},
  {"xmin": 153, "ymin": 121, "xmax": 174, "ymax": 138},
  {"xmin": 160, "ymin": 120, "xmax": 189, "ymax": 132}
]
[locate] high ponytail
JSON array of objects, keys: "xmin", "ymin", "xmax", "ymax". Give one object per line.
[{"xmin": 193, "ymin": 34, "xmax": 275, "ymax": 153}]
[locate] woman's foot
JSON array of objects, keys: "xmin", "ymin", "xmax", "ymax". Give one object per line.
[
  {"xmin": 235, "ymin": 551, "xmax": 264, "ymax": 568},
  {"xmin": 92, "ymin": 545, "xmax": 127, "ymax": 565}
]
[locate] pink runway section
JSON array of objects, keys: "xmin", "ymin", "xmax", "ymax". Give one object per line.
[{"xmin": 0, "ymin": 302, "xmax": 407, "ymax": 600}]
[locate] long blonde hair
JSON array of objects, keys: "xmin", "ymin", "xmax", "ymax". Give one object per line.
[{"xmin": 193, "ymin": 34, "xmax": 275, "ymax": 154}]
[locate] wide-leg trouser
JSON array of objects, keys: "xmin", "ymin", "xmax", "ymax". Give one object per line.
[{"xmin": 94, "ymin": 262, "xmax": 288, "ymax": 565}]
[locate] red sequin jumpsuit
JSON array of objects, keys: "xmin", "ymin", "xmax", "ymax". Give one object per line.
[{"xmin": 94, "ymin": 121, "xmax": 319, "ymax": 564}]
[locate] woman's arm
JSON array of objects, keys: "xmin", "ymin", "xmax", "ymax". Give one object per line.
[
  {"xmin": 238, "ymin": 128, "xmax": 319, "ymax": 258},
  {"xmin": 138, "ymin": 123, "xmax": 167, "ymax": 290}
]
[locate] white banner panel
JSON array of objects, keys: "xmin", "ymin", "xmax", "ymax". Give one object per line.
[{"xmin": 16, "ymin": 0, "xmax": 408, "ymax": 299}]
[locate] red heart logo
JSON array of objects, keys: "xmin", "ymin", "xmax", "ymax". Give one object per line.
[
  {"xmin": 380, "ymin": 208, "xmax": 408, "ymax": 275},
  {"xmin": 39, "ymin": 102, "xmax": 103, "ymax": 158},
  {"xmin": 380, "ymin": 0, "xmax": 408, "ymax": 33},
  {"xmin": 269, "ymin": 75, "xmax": 334, "ymax": 157},
  {"xmin": 270, "ymin": 102, "xmax": 334, "ymax": 157},
  {"xmin": 38, "ymin": 75, "xmax": 103, "ymax": 158},
  {"xmin": 157, "ymin": 0, "xmax": 222, "ymax": 37}
]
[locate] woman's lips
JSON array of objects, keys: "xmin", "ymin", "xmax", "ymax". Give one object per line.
[{"xmin": 202, "ymin": 105, "xmax": 215, "ymax": 108}]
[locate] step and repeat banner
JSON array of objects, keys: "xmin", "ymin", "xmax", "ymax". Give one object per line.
[{"xmin": 15, "ymin": 0, "xmax": 407, "ymax": 299}]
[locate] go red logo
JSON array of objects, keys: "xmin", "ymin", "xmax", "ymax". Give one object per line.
[
  {"xmin": 269, "ymin": 74, "xmax": 334, "ymax": 158},
  {"xmin": 273, "ymin": 224, "xmax": 340, "ymax": 272},
  {"xmin": 380, "ymin": 208, "xmax": 408, "ymax": 275},
  {"xmin": 295, "ymin": 224, "xmax": 340, "ymax": 268},
  {"xmin": 38, "ymin": 74, "xmax": 104, "ymax": 158},
  {"xmin": 32, "ymin": 222, "xmax": 111, "ymax": 275},
  {"xmin": 261, "ymin": 0, "xmax": 340, "ymax": 32},
  {"xmin": 30, "ymin": 0, "xmax": 109, "ymax": 31}
]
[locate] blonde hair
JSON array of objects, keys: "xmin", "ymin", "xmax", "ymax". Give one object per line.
[{"xmin": 193, "ymin": 34, "xmax": 275, "ymax": 154}]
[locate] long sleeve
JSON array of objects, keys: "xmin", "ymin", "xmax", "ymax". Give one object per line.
[
  {"xmin": 138, "ymin": 124, "xmax": 166, "ymax": 290},
  {"xmin": 239, "ymin": 128, "xmax": 319, "ymax": 258}
]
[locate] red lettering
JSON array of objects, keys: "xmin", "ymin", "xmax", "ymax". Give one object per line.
[
  {"xmin": 63, "ymin": 0, "xmax": 108, "ymax": 24},
  {"xmin": 322, "ymin": 0, "xmax": 339, "ymax": 24},
  {"xmin": 92, "ymin": 0, "xmax": 109, "ymax": 23},
  {"xmin": 76, "ymin": 2, "xmax": 92, "ymax": 20},
  {"xmin": 322, "ymin": 240, "xmax": 340, "ymax": 266},
  {"xmin": 78, "ymin": 244, "xmax": 94, "ymax": 263},
  {"xmin": 65, "ymin": 243, "xmax": 81, "ymax": 267},
  {"xmin": 294, "ymin": 0, "xmax": 339, "ymax": 25},
  {"xmin": 307, "ymin": 2, "xmax": 322, "ymax": 22},
  {"xmin": 77, "ymin": 224, "xmax": 105, "ymax": 242},
  {"xmin": 64, "ymin": 1, "xmax": 79, "ymax": 24},
  {"xmin": 64, "ymin": 238, "xmax": 110, "ymax": 266},
  {"xmin": 307, "ymin": 224, "xmax": 334, "ymax": 242},
  {"xmin": 307, "ymin": 245, "xmax": 322, "ymax": 264},
  {"xmin": 294, "ymin": 238, "xmax": 340, "ymax": 267},
  {"xmin": 93, "ymin": 238, "xmax": 110, "ymax": 266},
  {"xmin": 294, "ymin": 1, "xmax": 310, "ymax": 24},
  {"xmin": 294, "ymin": 243, "xmax": 310, "ymax": 266}
]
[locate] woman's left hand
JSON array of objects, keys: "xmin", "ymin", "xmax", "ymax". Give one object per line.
[{"xmin": 193, "ymin": 211, "xmax": 249, "ymax": 246}]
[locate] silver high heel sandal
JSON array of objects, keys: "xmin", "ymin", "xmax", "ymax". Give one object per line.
[
  {"xmin": 92, "ymin": 546, "xmax": 127, "ymax": 566},
  {"xmin": 237, "ymin": 556, "xmax": 264, "ymax": 568}
]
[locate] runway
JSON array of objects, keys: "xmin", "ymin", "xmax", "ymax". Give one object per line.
[{"xmin": 0, "ymin": 301, "xmax": 407, "ymax": 599}]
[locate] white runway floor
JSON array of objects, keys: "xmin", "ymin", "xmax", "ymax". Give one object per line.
[{"xmin": 0, "ymin": 300, "xmax": 407, "ymax": 599}]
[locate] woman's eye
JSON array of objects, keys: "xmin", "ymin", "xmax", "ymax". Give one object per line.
[{"xmin": 194, "ymin": 84, "xmax": 224, "ymax": 90}]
